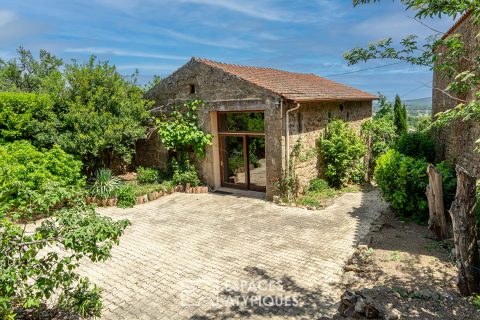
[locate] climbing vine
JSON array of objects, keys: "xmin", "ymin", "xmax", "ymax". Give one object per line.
[{"xmin": 156, "ymin": 100, "xmax": 212, "ymax": 158}]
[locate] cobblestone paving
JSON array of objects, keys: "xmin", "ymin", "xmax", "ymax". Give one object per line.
[{"xmin": 78, "ymin": 190, "xmax": 387, "ymax": 319}]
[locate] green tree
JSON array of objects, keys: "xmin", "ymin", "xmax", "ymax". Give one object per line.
[
  {"xmin": 56, "ymin": 57, "xmax": 152, "ymax": 169},
  {"xmin": 0, "ymin": 49, "xmax": 153, "ymax": 170},
  {"xmin": 361, "ymin": 115, "xmax": 397, "ymax": 179},
  {"xmin": 0, "ymin": 47, "xmax": 63, "ymax": 93},
  {"xmin": 345, "ymin": 1, "xmax": 480, "ymax": 151},
  {"xmin": 393, "ymin": 95, "xmax": 408, "ymax": 135},
  {"xmin": 374, "ymin": 94, "xmax": 394, "ymax": 120},
  {"xmin": 318, "ymin": 119, "xmax": 366, "ymax": 188}
]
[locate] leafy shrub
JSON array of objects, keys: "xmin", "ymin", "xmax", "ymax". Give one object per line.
[
  {"xmin": 0, "ymin": 204, "xmax": 129, "ymax": 319},
  {"xmin": 374, "ymin": 150, "xmax": 429, "ymax": 222},
  {"xmin": 318, "ymin": 119, "xmax": 366, "ymax": 188},
  {"xmin": 132, "ymin": 182, "xmax": 173, "ymax": 196},
  {"xmin": 0, "ymin": 92, "xmax": 59, "ymax": 148},
  {"xmin": 88, "ymin": 168, "xmax": 120, "ymax": 199},
  {"xmin": 361, "ymin": 116, "xmax": 397, "ymax": 179},
  {"xmin": 0, "ymin": 141, "xmax": 84, "ymax": 217},
  {"xmin": 116, "ymin": 184, "xmax": 137, "ymax": 208},
  {"xmin": 436, "ymin": 161, "xmax": 457, "ymax": 209},
  {"xmin": 58, "ymin": 278, "xmax": 102, "ymax": 318},
  {"xmin": 308, "ymin": 178, "xmax": 330, "ymax": 192},
  {"xmin": 297, "ymin": 178, "xmax": 337, "ymax": 208},
  {"xmin": 170, "ymin": 158, "xmax": 200, "ymax": 187},
  {"xmin": 136, "ymin": 167, "xmax": 159, "ymax": 184},
  {"xmin": 395, "ymin": 131, "xmax": 435, "ymax": 162}
]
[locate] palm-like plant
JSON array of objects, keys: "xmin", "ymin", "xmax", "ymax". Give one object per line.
[{"xmin": 88, "ymin": 168, "xmax": 121, "ymax": 199}]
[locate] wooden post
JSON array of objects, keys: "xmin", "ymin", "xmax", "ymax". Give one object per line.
[
  {"xmin": 449, "ymin": 165, "xmax": 479, "ymax": 296},
  {"xmin": 364, "ymin": 135, "xmax": 373, "ymax": 183},
  {"xmin": 426, "ymin": 164, "xmax": 447, "ymax": 240}
]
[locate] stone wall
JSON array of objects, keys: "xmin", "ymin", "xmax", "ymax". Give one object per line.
[
  {"xmin": 286, "ymin": 101, "xmax": 372, "ymax": 190},
  {"xmin": 432, "ymin": 13, "xmax": 480, "ymax": 177}
]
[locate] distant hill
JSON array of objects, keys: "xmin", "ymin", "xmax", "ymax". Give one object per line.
[
  {"xmin": 374, "ymin": 97, "xmax": 432, "ymax": 115},
  {"xmin": 404, "ymin": 97, "xmax": 431, "ymax": 115},
  {"xmin": 404, "ymin": 97, "xmax": 431, "ymax": 108}
]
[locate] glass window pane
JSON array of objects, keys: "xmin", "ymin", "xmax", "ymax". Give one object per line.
[
  {"xmin": 218, "ymin": 112, "xmax": 264, "ymax": 132},
  {"xmin": 221, "ymin": 136, "xmax": 246, "ymax": 185},
  {"xmin": 248, "ymin": 136, "xmax": 266, "ymax": 189}
]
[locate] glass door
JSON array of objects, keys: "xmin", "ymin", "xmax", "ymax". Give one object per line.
[
  {"xmin": 218, "ymin": 111, "xmax": 266, "ymax": 192},
  {"xmin": 247, "ymin": 136, "xmax": 266, "ymax": 191},
  {"xmin": 220, "ymin": 135, "xmax": 247, "ymax": 188}
]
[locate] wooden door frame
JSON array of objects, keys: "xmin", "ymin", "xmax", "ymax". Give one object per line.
[{"xmin": 217, "ymin": 112, "xmax": 266, "ymax": 192}]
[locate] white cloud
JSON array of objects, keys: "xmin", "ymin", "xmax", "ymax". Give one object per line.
[
  {"xmin": 0, "ymin": 10, "xmax": 17, "ymax": 28},
  {"xmin": 64, "ymin": 47, "xmax": 188, "ymax": 60},
  {"xmin": 115, "ymin": 63, "xmax": 179, "ymax": 72},
  {"xmin": 177, "ymin": 0, "xmax": 290, "ymax": 22},
  {"xmin": 154, "ymin": 28, "xmax": 252, "ymax": 49}
]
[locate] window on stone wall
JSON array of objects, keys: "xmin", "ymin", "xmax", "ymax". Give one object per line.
[
  {"xmin": 297, "ymin": 112, "xmax": 303, "ymax": 134},
  {"xmin": 189, "ymin": 84, "xmax": 196, "ymax": 94},
  {"xmin": 339, "ymin": 104, "xmax": 344, "ymax": 112}
]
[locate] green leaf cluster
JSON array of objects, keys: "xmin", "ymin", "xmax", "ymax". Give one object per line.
[
  {"xmin": 395, "ymin": 131, "xmax": 436, "ymax": 162},
  {"xmin": 156, "ymin": 100, "xmax": 212, "ymax": 158},
  {"xmin": 170, "ymin": 158, "xmax": 201, "ymax": 187},
  {"xmin": 374, "ymin": 149, "xmax": 429, "ymax": 222},
  {"xmin": 361, "ymin": 110, "xmax": 398, "ymax": 179},
  {"xmin": 318, "ymin": 119, "xmax": 366, "ymax": 188},
  {"xmin": 0, "ymin": 204, "xmax": 129, "ymax": 318},
  {"xmin": 0, "ymin": 92, "xmax": 59, "ymax": 148},
  {"xmin": 0, "ymin": 141, "xmax": 85, "ymax": 218},
  {"xmin": 88, "ymin": 168, "xmax": 121, "ymax": 200},
  {"xmin": 136, "ymin": 167, "xmax": 160, "ymax": 184}
]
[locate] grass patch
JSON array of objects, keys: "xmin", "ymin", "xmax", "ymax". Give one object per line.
[
  {"xmin": 129, "ymin": 181, "xmax": 174, "ymax": 196},
  {"xmin": 295, "ymin": 178, "xmax": 361, "ymax": 209}
]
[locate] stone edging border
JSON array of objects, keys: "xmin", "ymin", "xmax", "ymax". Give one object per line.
[{"xmin": 86, "ymin": 184, "xmax": 209, "ymax": 207}]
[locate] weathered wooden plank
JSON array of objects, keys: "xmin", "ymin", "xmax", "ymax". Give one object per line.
[
  {"xmin": 449, "ymin": 165, "xmax": 479, "ymax": 296},
  {"xmin": 426, "ymin": 164, "xmax": 447, "ymax": 240}
]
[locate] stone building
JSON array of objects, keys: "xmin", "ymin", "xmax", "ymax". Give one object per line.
[
  {"xmin": 141, "ymin": 58, "xmax": 377, "ymax": 199},
  {"xmin": 432, "ymin": 12, "xmax": 480, "ymax": 177}
]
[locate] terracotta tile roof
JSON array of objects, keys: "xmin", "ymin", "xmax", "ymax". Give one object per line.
[
  {"xmin": 193, "ymin": 58, "xmax": 378, "ymax": 102},
  {"xmin": 442, "ymin": 11, "xmax": 472, "ymax": 40}
]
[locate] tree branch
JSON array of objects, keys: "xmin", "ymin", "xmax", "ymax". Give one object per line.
[{"xmin": 14, "ymin": 237, "xmax": 59, "ymax": 247}]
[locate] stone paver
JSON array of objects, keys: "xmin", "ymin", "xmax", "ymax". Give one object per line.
[{"xmin": 78, "ymin": 190, "xmax": 387, "ymax": 319}]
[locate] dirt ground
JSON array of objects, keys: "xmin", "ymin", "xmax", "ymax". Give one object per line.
[{"xmin": 334, "ymin": 209, "xmax": 479, "ymax": 320}]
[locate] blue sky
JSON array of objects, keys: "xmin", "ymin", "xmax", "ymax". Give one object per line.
[{"xmin": 0, "ymin": 0, "xmax": 456, "ymax": 100}]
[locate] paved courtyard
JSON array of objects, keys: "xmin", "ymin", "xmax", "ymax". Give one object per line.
[{"xmin": 78, "ymin": 190, "xmax": 387, "ymax": 319}]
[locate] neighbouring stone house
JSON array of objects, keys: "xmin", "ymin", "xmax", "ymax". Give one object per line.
[
  {"xmin": 433, "ymin": 12, "xmax": 480, "ymax": 177},
  {"xmin": 139, "ymin": 58, "xmax": 377, "ymax": 199}
]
